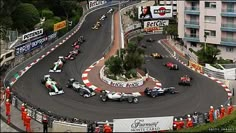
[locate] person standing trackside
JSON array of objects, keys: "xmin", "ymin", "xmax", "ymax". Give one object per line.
[
  {"xmin": 227, "ymin": 103, "xmax": 234, "ymax": 115},
  {"xmin": 42, "ymin": 114, "xmax": 48, "ymax": 133}
]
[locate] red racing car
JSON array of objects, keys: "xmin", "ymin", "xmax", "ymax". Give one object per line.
[
  {"xmin": 164, "ymin": 62, "xmax": 179, "ymax": 70},
  {"xmin": 65, "ymin": 49, "xmax": 80, "ymax": 60},
  {"xmin": 178, "ymin": 75, "xmax": 192, "ymax": 86}
]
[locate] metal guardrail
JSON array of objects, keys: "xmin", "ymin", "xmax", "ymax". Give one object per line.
[{"xmin": 204, "ymin": 67, "xmax": 225, "ymax": 79}]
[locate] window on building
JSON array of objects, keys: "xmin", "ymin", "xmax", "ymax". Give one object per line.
[
  {"xmin": 204, "ymin": 30, "xmax": 216, "ymax": 37},
  {"xmin": 190, "ymin": 42, "xmax": 197, "ymax": 47},
  {"xmin": 205, "ymin": 2, "xmax": 216, "ymax": 8},
  {"xmin": 226, "ymin": 47, "xmax": 234, "ymax": 52},
  {"xmin": 205, "ymin": 16, "xmax": 216, "ymax": 23},
  {"xmin": 191, "ymin": 2, "xmax": 198, "ymax": 10},
  {"xmin": 227, "ymin": 3, "xmax": 234, "ymax": 12},
  {"xmin": 190, "ymin": 29, "xmax": 197, "ymax": 36},
  {"xmin": 226, "ymin": 18, "xmax": 234, "ymax": 24}
]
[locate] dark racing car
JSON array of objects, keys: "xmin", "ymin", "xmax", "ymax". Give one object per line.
[
  {"xmin": 144, "ymin": 87, "xmax": 177, "ymax": 98},
  {"xmin": 41, "ymin": 75, "xmax": 64, "ymax": 96},
  {"xmin": 151, "ymin": 52, "xmax": 163, "ymax": 59},
  {"xmin": 164, "ymin": 62, "xmax": 179, "ymax": 70},
  {"xmin": 66, "ymin": 78, "xmax": 96, "ymax": 98}
]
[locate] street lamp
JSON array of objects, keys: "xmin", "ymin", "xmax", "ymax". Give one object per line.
[{"xmin": 204, "ymin": 33, "xmax": 207, "ymax": 53}]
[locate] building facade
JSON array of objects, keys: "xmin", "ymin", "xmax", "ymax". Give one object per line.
[
  {"xmin": 177, "ymin": 0, "xmax": 236, "ymax": 61},
  {"xmin": 159, "ymin": 0, "xmax": 177, "ymax": 16}
]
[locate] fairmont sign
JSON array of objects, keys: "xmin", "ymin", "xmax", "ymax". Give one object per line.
[
  {"xmin": 113, "ymin": 116, "xmax": 174, "ymax": 132},
  {"xmin": 22, "ymin": 28, "xmax": 43, "ymax": 41}
]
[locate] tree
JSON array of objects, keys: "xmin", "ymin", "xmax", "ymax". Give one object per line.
[
  {"xmin": 41, "ymin": 9, "xmax": 54, "ymax": 19},
  {"xmin": 163, "ymin": 23, "xmax": 178, "ymax": 39},
  {"xmin": 105, "ymin": 56, "xmax": 123, "ymax": 76},
  {"xmin": 12, "ymin": 3, "xmax": 40, "ymax": 33},
  {"xmin": 196, "ymin": 44, "xmax": 221, "ymax": 65}
]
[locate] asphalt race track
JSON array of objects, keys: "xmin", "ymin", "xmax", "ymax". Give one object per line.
[{"xmin": 13, "ymin": 7, "xmax": 228, "ymax": 121}]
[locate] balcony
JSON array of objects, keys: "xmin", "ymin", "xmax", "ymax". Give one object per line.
[
  {"xmin": 221, "ymin": 8, "xmax": 236, "ymax": 17},
  {"xmin": 184, "ymin": 34, "xmax": 200, "ymax": 42},
  {"xmin": 221, "ymin": 24, "xmax": 236, "ymax": 32},
  {"xmin": 221, "ymin": 38, "xmax": 236, "ymax": 46},
  {"xmin": 184, "ymin": 7, "xmax": 200, "ymax": 15},
  {"xmin": 222, "ymin": 0, "xmax": 236, "ymax": 2},
  {"xmin": 184, "ymin": 20, "xmax": 199, "ymax": 28}
]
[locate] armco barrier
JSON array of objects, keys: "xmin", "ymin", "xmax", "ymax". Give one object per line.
[{"xmin": 2, "ymin": 1, "xmax": 127, "ymax": 130}]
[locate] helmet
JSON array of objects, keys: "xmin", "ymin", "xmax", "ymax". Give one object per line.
[
  {"xmin": 187, "ymin": 114, "xmax": 190, "ymax": 118},
  {"xmin": 7, "ymin": 86, "xmax": 10, "ymax": 89},
  {"xmin": 25, "ymin": 109, "xmax": 27, "ymax": 112},
  {"xmin": 210, "ymin": 106, "xmax": 213, "ymax": 109},
  {"xmin": 174, "ymin": 118, "xmax": 177, "ymax": 121},
  {"xmin": 27, "ymin": 113, "xmax": 30, "ymax": 116},
  {"xmin": 227, "ymin": 103, "xmax": 230, "ymax": 106},
  {"xmin": 22, "ymin": 103, "xmax": 25, "ymax": 106},
  {"xmin": 6, "ymin": 99, "xmax": 9, "ymax": 102},
  {"xmin": 180, "ymin": 118, "xmax": 183, "ymax": 121},
  {"xmin": 221, "ymin": 105, "xmax": 223, "ymax": 108}
]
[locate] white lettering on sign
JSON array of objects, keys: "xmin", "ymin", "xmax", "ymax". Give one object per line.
[
  {"xmin": 144, "ymin": 20, "xmax": 169, "ymax": 28},
  {"xmin": 22, "ymin": 28, "xmax": 43, "ymax": 41},
  {"xmin": 89, "ymin": 1, "xmax": 107, "ymax": 9}
]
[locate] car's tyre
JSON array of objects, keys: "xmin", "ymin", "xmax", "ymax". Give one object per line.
[
  {"xmin": 133, "ymin": 97, "xmax": 139, "ymax": 104},
  {"xmin": 41, "ymin": 79, "xmax": 45, "ymax": 84},
  {"xmin": 79, "ymin": 91, "xmax": 84, "ymax": 96},
  {"xmin": 151, "ymin": 93, "xmax": 156, "ymax": 98},
  {"xmin": 101, "ymin": 95, "xmax": 107, "ymax": 102},
  {"xmin": 128, "ymin": 97, "xmax": 133, "ymax": 103}
]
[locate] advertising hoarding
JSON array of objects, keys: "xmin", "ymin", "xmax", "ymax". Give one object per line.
[
  {"xmin": 143, "ymin": 20, "xmax": 169, "ymax": 32},
  {"xmin": 22, "ymin": 28, "xmax": 43, "ymax": 41},
  {"xmin": 15, "ymin": 32, "xmax": 57, "ymax": 56},
  {"xmin": 89, "ymin": 0, "xmax": 107, "ymax": 9},
  {"xmin": 54, "ymin": 20, "xmax": 66, "ymax": 32},
  {"xmin": 138, "ymin": 6, "xmax": 173, "ymax": 20},
  {"xmin": 113, "ymin": 116, "xmax": 174, "ymax": 132}
]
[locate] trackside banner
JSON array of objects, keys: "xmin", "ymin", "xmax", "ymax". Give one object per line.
[
  {"xmin": 143, "ymin": 20, "xmax": 169, "ymax": 32},
  {"xmin": 113, "ymin": 116, "xmax": 174, "ymax": 132},
  {"xmin": 89, "ymin": 0, "xmax": 107, "ymax": 9},
  {"xmin": 22, "ymin": 28, "xmax": 43, "ymax": 41}
]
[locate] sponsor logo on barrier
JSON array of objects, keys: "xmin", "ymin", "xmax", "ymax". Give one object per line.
[
  {"xmin": 144, "ymin": 20, "xmax": 169, "ymax": 32},
  {"xmin": 22, "ymin": 28, "xmax": 43, "ymax": 41},
  {"xmin": 89, "ymin": 0, "xmax": 107, "ymax": 9},
  {"xmin": 189, "ymin": 61, "xmax": 203, "ymax": 73},
  {"xmin": 54, "ymin": 20, "xmax": 66, "ymax": 32},
  {"xmin": 15, "ymin": 32, "xmax": 57, "ymax": 56},
  {"xmin": 113, "ymin": 116, "xmax": 174, "ymax": 132},
  {"xmin": 35, "ymin": 111, "xmax": 43, "ymax": 123}
]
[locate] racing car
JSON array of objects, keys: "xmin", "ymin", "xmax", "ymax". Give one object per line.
[
  {"xmin": 49, "ymin": 56, "xmax": 65, "ymax": 72},
  {"xmin": 92, "ymin": 21, "xmax": 102, "ymax": 30},
  {"xmin": 146, "ymin": 38, "xmax": 155, "ymax": 42},
  {"xmin": 41, "ymin": 75, "xmax": 64, "ymax": 96},
  {"xmin": 164, "ymin": 62, "xmax": 179, "ymax": 70},
  {"xmin": 72, "ymin": 36, "xmax": 85, "ymax": 47},
  {"xmin": 144, "ymin": 87, "xmax": 177, "ymax": 98},
  {"xmin": 151, "ymin": 52, "xmax": 163, "ymax": 59},
  {"xmin": 99, "ymin": 90, "xmax": 139, "ymax": 103},
  {"xmin": 66, "ymin": 78, "xmax": 96, "ymax": 98},
  {"xmin": 99, "ymin": 14, "xmax": 107, "ymax": 21},
  {"xmin": 178, "ymin": 75, "xmax": 192, "ymax": 86},
  {"xmin": 107, "ymin": 8, "xmax": 114, "ymax": 13},
  {"xmin": 65, "ymin": 49, "xmax": 80, "ymax": 60}
]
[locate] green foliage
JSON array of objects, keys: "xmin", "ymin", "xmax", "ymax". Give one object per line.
[
  {"xmin": 11, "ymin": 3, "xmax": 40, "ymax": 32},
  {"xmin": 41, "ymin": 9, "xmax": 54, "ymax": 19},
  {"xmin": 105, "ymin": 42, "xmax": 145, "ymax": 78},
  {"xmin": 196, "ymin": 44, "xmax": 221, "ymax": 65},
  {"xmin": 105, "ymin": 56, "xmax": 123, "ymax": 76},
  {"xmin": 217, "ymin": 57, "xmax": 233, "ymax": 64},
  {"xmin": 137, "ymin": 35, "xmax": 144, "ymax": 44},
  {"xmin": 179, "ymin": 111, "xmax": 236, "ymax": 132},
  {"xmin": 163, "ymin": 23, "xmax": 178, "ymax": 39}
]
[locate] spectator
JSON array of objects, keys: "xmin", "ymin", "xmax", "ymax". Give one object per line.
[
  {"xmin": 178, "ymin": 118, "xmax": 184, "ymax": 130},
  {"xmin": 192, "ymin": 112, "xmax": 198, "ymax": 125},
  {"xmin": 42, "ymin": 114, "xmax": 48, "ymax": 133},
  {"xmin": 227, "ymin": 103, "xmax": 234, "ymax": 115},
  {"xmin": 220, "ymin": 105, "xmax": 225, "ymax": 119},
  {"xmin": 186, "ymin": 118, "xmax": 193, "ymax": 128},
  {"xmin": 209, "ymin": 106, "xmax": 214, "ymax": 122},
  {"xmin": 173, "ymin": 118, "xmax": 178, "ymax": 130}
]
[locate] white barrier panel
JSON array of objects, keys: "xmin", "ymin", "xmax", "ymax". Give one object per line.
[
  {"xmin": 100, "ymin": 66, "xmax": 144, "ymax": 88},
  {"xmin": 113, "ymin": 116, "xmax": 174, "ymax": 132},
  {"xmin": 52, "ymin": 121, "xmax": 87, "ymax": 132}
]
